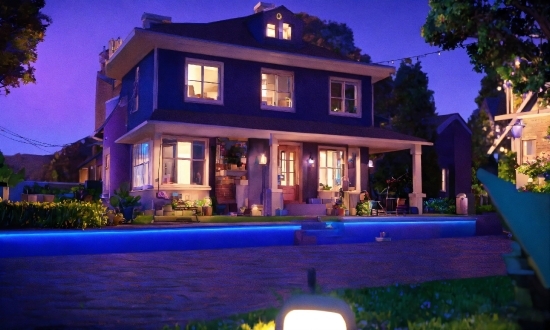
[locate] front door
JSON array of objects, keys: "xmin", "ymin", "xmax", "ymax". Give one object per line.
[{"xmin": 278, "ymin": 145, "xmax": 300, "ymax": 203}]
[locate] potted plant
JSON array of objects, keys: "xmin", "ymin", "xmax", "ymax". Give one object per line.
[
  {"xmin": 202, "ymin": 197, "xmax": 213, "ymax": 216},
  {"xmin": 318, "ymin": 183, "xmax": 333, "ymax": 200},
  {"xmin": 112, "ymin": 182, "xmax": 141, "ymax": 222},
  {"xmin": 337, "ymin": 204, "xmax": 346, "ymax": 216},
  {"xmin": 0, "ymin": 151, "xmax": 25, "ymax": 202}
]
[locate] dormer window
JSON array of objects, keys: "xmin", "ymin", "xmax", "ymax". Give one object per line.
[
  {"xmin": 282, "ymin": 23, "xmax": 291, "ymax": 40},
  {"xmin": 266, "ymin": 24, "xmax": 276, "ymax": 38},
  {"xmin": 266, "ymin": 22, "xmax": 292, "ymax": 40}
]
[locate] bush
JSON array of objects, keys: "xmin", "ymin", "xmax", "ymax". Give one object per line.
[
  {"xmin": 0, "ymin": 200, "xmax": 107, "ymax": 229},
  {"xmin": 423, "ymin": 198, "xmax": 456, "ymax": 214}
]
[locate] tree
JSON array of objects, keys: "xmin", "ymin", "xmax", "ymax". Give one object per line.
[
  {"xmin": 422, "ymin": 0, "xmax": 550, "ymax": 104},
  {"xmin": 296, "ymin": 12, "xmax": 371, "ymax": 62},
  {"xmin": 372, "ymin": 61, "xmax": 441, "ymax": 198},
  {"xmin": 468, "ymin": 108, "xmax": 495, "ymax": 170},
  {"xmin": 0, "ymin": 0, "xmax": 51, "ymax": 95},
  {"xmin": 0, "ymin": 150, "xmax": 25, "ymax": 187},
  {"xmin": 475, "ymin": 70, "xmax": 504, "ymax": 108}
]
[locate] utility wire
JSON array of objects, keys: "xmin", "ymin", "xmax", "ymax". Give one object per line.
[
  {"xmin": 373, "ymin": 42, "xmax": 475, "ymax": 65},
  {"xmin": 0, "ymin": 125, "xmax": 70, "ymax": 151}
]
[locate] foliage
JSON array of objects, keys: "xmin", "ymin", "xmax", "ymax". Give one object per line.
[
  {"xmin": 183, "ymin": 276, "xmax": 518, "ymax": 330},
  {"xmin": 0, "ymin": 0, "xmax": 52, "ymax": 95},
  {"xmin": 518, "ymin": 181, "xmax": 550, "ymax": 193},
  {"xmin": 475, "ymin": 70, "xmax": 505, "ymax": 108},
  {"xmin": 424, "ymin": 198, "xmax": 456, "ymax": 214},
  {"xmin": 0, "ymin": 200, "xmax": 107, "ymax": 229},
  {"xmin": 516, "ymin": 154, "xmax": 550, "ymax": 178},
  {"xmin": 112, "ymin": 182, "xmax": 141, "ymax": 208},
  {"xmin": 468, "ymin": 108, "xmax": 495, "ymax": 171},
  {"xmin": 356, "ymin": 200, "xmax": 371, "ymax": 216},
  {"xmin": 476, "ymin": 204, "xmax": 496, "ymax": 214},
  {"xmin": 0, "ymin": 150, "xmax": 25, "ymax": 187},
  {"xmin": 296, "ymin": 12, "xmax": 371, "ymax": 62},
  {"xmin": 371, "ymin": 151, "xmax": 412, "ymax": 198},
  {"xmin": 498, "ymin": 151, "xmax": 517, "ymax": 184},
  {"xmin": 422, "ymin": 0, "xmax": 550, "ymax": 105},
  {"xmin": 42, "ymin": 139, "xmax": 99, "ymax": 182},
  {"xmin": 319, "ymin": 183, "xmax": 332, "ymax": 190}
]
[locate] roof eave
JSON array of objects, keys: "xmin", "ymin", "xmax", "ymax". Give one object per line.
[{"xmin": 106, "ymin": 28, "xmax": 395, "ymax": 82}]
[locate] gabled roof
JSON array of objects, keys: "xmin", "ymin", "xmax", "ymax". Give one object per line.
[
  {"xmin": 148, "ymin": 6, "xmax": 349, "ymax": 61},
  {"xmin": 435, "ymin": 113, "xmax": 471, "ymax": 135}
]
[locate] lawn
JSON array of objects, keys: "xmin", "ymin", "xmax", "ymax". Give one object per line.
[{"xmin": 176, "ymin": 276, "xmax": 519, "ymax": 330}]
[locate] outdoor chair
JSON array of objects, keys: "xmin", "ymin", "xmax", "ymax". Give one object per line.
[{"xmin": 396, "ymin": 198, "xmax": 409, "ymax": 215}]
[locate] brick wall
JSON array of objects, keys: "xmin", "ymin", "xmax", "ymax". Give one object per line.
[{"xmin": 522, "ymin": 116, "xmax": 550, "ymax": 159}]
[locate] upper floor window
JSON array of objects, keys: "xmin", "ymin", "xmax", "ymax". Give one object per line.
[
  {"xmin": 131, "ymin": 67, "xmax": 139, "ymax": 113},
  {"xmin": 132, "ymin": 141, "xmax": 152, "ymax": 190},
  {"xmin": 185, "ymin": 58, "xmax": 223, "ymax": 105},
  {"xmin": 162, "ymin": 137, "xmax": 207, "ymax": 186},
  {"xmin": 261, "ymin": 69, "xmax": 294, "ymax": 111},
  {"xmin": 330, "ymin": 78, "xmax": 361, "ymax": 117},
  {"xmin": 266, "ymin": 22, "xmax": 292, "ymax": 40}
]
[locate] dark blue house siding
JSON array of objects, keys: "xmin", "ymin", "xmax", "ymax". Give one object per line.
[
  {"xmin": 124, "ymin": 51, "xmax": 155, "ymax": 131},
  {"xmin": 157, "ymin": 49, "xmax": 373, "ymax": 127}
]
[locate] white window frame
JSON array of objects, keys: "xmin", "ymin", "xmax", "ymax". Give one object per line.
[
  {"xmin": 266, "ymin": 22, "xmax": 292, "ymax": 40},
  {"xmin": 329, "ymin": 77, "xmax": 361, "ymax": 118},
  {"xmin": 318, "ymin": 147, "xmax": 346, "ymax": 190},
  {"xmin": 132, "ymin": 140, "xmax": 152, "ymax": 190},
  {"xmin": 261, "ymin": 68, "xmax": 295, "ymax": 112},
  {"xmin": 441, "ymin": 168, "xmax": 447, "ymax": 192},
  {"xmin": 184, "ymin": 58, "xmax": 224, "ymax": 105},
  {"xmin": 266, "ymin": 23, "xmax": 276, "ymax": 38},
  {"xmin": 161, "ymin": 136, "xmax": 209, "ymax": 189},
  {"xmin": 281, "ymin": 23, "xmax": 292, "ymax": 40},
  {"xmin": 521, "ymin": 139, "xmax": 536, "ymax": 163}
]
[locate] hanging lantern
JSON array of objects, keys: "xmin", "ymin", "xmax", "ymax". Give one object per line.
[{"xmin": 510, "ymin": 119, "xmax": 524, "ymax": 138}]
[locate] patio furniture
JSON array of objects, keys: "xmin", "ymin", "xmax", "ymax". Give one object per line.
[
  {"xmin": 370, "ymin": 200, "xmax": 386, "ymax": 216},
  {"xmin": 396, "ymin": 198, "xmax": 409, "ymax": 215}
]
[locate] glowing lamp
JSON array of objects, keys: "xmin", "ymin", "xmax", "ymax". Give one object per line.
[
  {"xmin": 275, "ymin": 294, "xmax": 355, "ymax": 330},
  {"xmin": 308, "ymin": 155, "xmax": 314, "ymax": 165},
  {"xmin": 510, "ymin": 120, "xmax": 524, "ymax": 139},
  {"xmin": 368, "ymin": 160, "xmax": 374, "ymax": 168},
  {"xmin": 259, "ymin": 153, "xmax": 267, "ymax": 165}
]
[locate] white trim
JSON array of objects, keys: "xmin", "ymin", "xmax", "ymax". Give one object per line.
[
  {"xmin": 317, "ymin": 145, "xmax": 347, "ymax": 191},
  {"xmin": 328, "ymin": 76, "xmax": 361, "ymax": 118},
  {"xmin": 184, "ymin": 57, "xmax": 224, "ymax": 105},
  {"xmin": 260, "ymin": 68, "xmax": 295, "ymax": 112},
  {"xmin": 106, "ymin": 29, "xmax": 395, "ymax": 82},
  {"xmin": 160, "ymin": 135, "xmax": 210, "ymax": 189}
]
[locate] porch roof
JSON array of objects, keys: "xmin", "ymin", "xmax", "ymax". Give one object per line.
[{"xmin": 116, "ymin": 109, "xmax": 431, "ymax": 154}]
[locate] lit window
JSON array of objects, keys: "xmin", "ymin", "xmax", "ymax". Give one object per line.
[
  {"xmin": 441, "ymin": 168, "xmax": 447, "ymax": 192},
  {"xmin": 266, "ymin": 23, "xmax": 276, "ymax": 38},
  {"xmin": 185, "ymin": 59, "xmax": 223, "ymax": 104},
  {"xmin": 522, "ymin": 139, "xmax": 536, "ymax": 163},
  {"xmin": 261, "ymin": 69, "xmax": 293, "ymax": 110},
  {"xmin": 282, "ymin": 23, "xmax": 291, "ymax": 40},
  {"xmin": 132, "ymin": 141, "xmax": 151, "ymax": 189},
  {"xmin": 162, "ymin": 138, "xmax": 207, "ymax": 186},
  {"xmin": 319, "ymin": 149, "xmax": 344, "ymax": 188},
  {"xmin": 330, "ymin": 78, "xmax": 360, "ymax": 116}
]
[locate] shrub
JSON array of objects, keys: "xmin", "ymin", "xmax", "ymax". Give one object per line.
[
  {"xmin": 423, "ymin": 198, "xmax": 456, "ymax": 214},
  {"xmin": 0, "ymin": 200, "xmax": 107, "ymax": 229}
]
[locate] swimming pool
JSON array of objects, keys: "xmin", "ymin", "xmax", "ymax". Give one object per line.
[{"xmin": 0, "ymin": 217, "xmax": 476, "ymax": 258}]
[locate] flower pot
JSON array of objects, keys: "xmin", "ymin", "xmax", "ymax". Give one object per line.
[
  {"xmin": 174, "ymin": 210, "xmax": 183, "ymax": 216},
  {"xmin": 337, "ymin": 208, "xmax": 345, "ymax": 216},
  {"xmin": 163, "ymin": 204, "xmax": 172, "ymax": 212},
  {"xmin": 43, "ymin": 194, "xmax": 55, "ymax": 203},
  {"xmin": 122, "ymin": 206, "xmax": 135, "ymax": 222},
  {"xmin": 114, "ymin": 214, "xmax": 123, "ymax": 225},
  {"xmin": 27, "ymin": 194, "xmax": 38, "ymax": 202},
  {"xmin": 155, "ymin": 210, "xmax": 163, "ymax": 216},
  {"xmin": 350, "ymin": 208, "xmax": 357, "ymax": 216},
  {"xmin": 0, "ymin": 186, "xmax": 9, "ymax": 201},
  {"xmin": 202, "ymin": 206, "xmax": 213, "ymax": 216}
]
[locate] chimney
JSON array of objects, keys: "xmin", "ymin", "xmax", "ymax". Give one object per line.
[
  {"xmin": 141, "ymin": 13, "xmax": 172, "ymax": 29},
  {"xmin": 254, "ymin": 2, "xmax": 275, "ymax": 13}
]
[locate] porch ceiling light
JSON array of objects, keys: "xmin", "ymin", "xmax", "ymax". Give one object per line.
[
  {"xmin": 259, "ymin": 153, "xmax": 267, "ymax": 165},
  {"xmin": 275, "ymin": 294, "xmax": 355, "ymax": 330},
  {"xmin": 368, "ymin": 160, "xmax": 374, "ymax": 168},
  {"xmin": 308, "ymin": 155, "xmax": 314, "ymax": 165}
]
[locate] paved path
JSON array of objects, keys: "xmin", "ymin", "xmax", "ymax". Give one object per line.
[{"xmin": 0, "ymin": 236, "xmax": 511, "ymax": 329}]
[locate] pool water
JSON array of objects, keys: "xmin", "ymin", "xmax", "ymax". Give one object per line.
[{"xmin": 0, "ymin": 217, "xmax": 476, "ymax": 258}]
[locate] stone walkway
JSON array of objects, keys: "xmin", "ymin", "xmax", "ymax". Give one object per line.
[{"xmin": 0, "ymin": 235, "xmax": 511, "ymax": 329}]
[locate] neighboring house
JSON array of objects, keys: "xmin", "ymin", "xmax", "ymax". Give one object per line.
[
  {"xmin": 96, "ymin": 3, "xmax": 432, "ymax": 215},
  {"xmin": 433, "ymin": 114, "xmax": 472, "ymax": 198},
  {"xmin": 480, "ymin": 93, "xmax": 511, "ymax": 160},
  {"xmin": 489, "ymin": 84, "xmax": 550, "ymax": 187}
]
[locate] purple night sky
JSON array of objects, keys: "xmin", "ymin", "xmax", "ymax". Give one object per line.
[{"xmin": 0, "ymin": 0, "xmax": 483, "ymax": 156}]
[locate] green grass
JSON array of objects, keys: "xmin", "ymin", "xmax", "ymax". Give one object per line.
[{"xmin": 177, "ymin": 276, "xmax": 519, "ymax": 330}]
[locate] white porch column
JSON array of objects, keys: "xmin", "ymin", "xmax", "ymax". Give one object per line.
[
  {"xmin": 266, "ymin": 134, "xmax": 283, "ymax": 216},
  {"xmin": 408, "ymin": 144, "xmax": 426, "ymax": 214}
]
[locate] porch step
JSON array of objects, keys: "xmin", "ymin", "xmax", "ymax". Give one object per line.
[{"xmin": 285, "ymin": 203, "xmax": 327, "ymax": 216}]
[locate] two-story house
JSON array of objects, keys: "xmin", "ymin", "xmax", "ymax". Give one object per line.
[{"xmin": 97, "ymin": 3, "xmax": 431, "ymax": 216}]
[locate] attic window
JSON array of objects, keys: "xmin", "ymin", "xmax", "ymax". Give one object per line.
[
  {"xmin": 282, "ymin": 23, "xmax": 291, "ymax": 40},
  {"xmin": 266, "ymin": 24, "xmax": 276, "ymax": 38}
]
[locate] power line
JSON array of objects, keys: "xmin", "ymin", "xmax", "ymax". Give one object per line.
[
  {"xmin": 373, "ymin": 42, "xmax": 475, "ymax": 65},
  {"xmin": 0, "ymin": 125, "xmax": 70, "ymax": 151}
]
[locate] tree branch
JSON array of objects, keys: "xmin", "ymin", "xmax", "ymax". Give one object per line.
[{"xmin": 511, "ymin": 1, "xmax": 550, "ymax": 40}]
